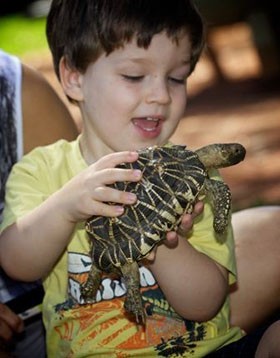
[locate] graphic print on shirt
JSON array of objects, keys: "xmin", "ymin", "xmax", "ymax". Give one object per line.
[{"xmin": 54, "ymin": 251, "xmax": 207, "ymax": 356}]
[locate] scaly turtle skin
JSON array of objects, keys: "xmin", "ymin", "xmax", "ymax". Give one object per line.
[{"xmin": 81, "ymin": 143, "xmax": 246, "ymax": 323}]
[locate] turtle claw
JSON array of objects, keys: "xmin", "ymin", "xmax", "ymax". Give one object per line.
[
  {"xmin": 80, "ymin": 264, "xmax": 102, "ymax": 302},
  {"xmin": 124, "ymin": 297, "xmax": 146, "ymax": 324},
  {"xmin": 136, "ymin": 312, "xmax": 146, "ymax": 325},
  {"xmin": 121, "ymin": 262, "xmax": 146, "ymax": 323}
]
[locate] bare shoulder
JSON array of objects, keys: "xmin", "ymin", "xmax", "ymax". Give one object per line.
[{"xmin": 21, "ymin": 63, "xmax": 78, "ymax": 154}]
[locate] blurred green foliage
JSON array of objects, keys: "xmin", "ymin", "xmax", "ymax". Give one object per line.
[{"xmin": 0, "ymin": 15, "xmax": 48, "ymax": 57}]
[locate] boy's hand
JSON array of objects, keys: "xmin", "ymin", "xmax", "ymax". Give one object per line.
[
  {"xmin": 145, "ymin": 201, "xmax": 204, "ymax": 261},
  {"xmin": 165, "ymin": 201, "xmax": 204, "ymax": 246},
  {"xmin": 57, "ymin": 151, "xmax": 142, "ymax": 223}
]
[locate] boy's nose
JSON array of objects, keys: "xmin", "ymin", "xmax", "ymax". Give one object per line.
[{"xmin": 145, "ymin": 78, "xmax": 171, "ymax": 105}]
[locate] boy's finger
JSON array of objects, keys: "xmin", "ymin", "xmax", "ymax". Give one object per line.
[
  {"xmin": 93, "ymin": 151, "xmax": 139, "ymax": 170},
  {"xmin": 165, "ymin": 231, "xmax": 179, "ymax": 248},
  {"xmin": 192, "ymin": 201, "xmax": 204, "ymax": 218},
  {"xmin": 100, "ymin": 168, "xmax": 142, "ymax": 185},
  {"xmin": 88, "ymin": 201, "xmax": 125, "ymax": 217},
  {"xmin": 92, "ymin": 186, "xmax": 137, "ymax": 206},
  {"xmin": 177, "ymin": 201, "xmax": 204, "ymax": 237}
]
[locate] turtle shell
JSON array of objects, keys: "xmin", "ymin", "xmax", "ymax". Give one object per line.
[{"xmin": 85, "ymin": 145, "xmax": 207, "ymax": 272}]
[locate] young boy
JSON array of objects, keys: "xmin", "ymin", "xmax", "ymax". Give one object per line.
[{"xmin": 0, "ymin": 1, "xmax": 279, "ymax": 356}]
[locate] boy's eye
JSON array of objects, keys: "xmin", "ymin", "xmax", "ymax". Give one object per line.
[
  {"xmin": 169, "ymin": 77, "xmax": 186, "ymax": 85},
  {"xmin": 122, "ymin": 75, "xmax": 144, "ymax": 82}
]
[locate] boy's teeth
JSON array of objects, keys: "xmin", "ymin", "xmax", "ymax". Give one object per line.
[{"xmin": 133, "ymin": 117, "xmax": 159, "ymax": 130}]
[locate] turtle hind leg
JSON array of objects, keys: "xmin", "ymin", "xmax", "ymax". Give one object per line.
[
  {"xmin": 205, "ymin": 178, "xmax": 231, "ymax": 242},
  {"xmin": 121, "ymin": 261, "xmax": 145, "ymax": 324},
  {"xmin": 80, "ymin": 264, "xmax": 103, "ymax": 303}
]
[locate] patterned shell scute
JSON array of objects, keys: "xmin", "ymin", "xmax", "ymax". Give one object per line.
[{"xmin": 86, "ymin": 145, "xmax": 207, "ymax": 270}]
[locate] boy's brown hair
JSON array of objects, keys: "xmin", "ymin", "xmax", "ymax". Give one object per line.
[{"xmin": 46, "ymin": 0, "xmax": 205, "ymax": 80}]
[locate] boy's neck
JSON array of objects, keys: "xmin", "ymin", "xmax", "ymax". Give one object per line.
[{"xmin": 79, "ymin": 132, "xmax": 112, "ymax": 165}]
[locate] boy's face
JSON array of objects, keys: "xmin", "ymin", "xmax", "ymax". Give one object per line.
[{"xmin": 77, "ymin": 32, "xmax": 191, "ymax": 160}]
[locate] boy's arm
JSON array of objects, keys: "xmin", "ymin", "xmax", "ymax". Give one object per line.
[
  {"xmin": 0, "ymin": 192, "xmax": 78, "ymax": 281},
  {"xmin": 0, "ymin": 151, "xmax": 141, "ymax": 281},
  {"xmin": 148, "ymin": 234, "xmax": 228, "ymax": 322},
  {"xmin": 147, "ymin": 201, "xmax": 229, "ymax": 322}
]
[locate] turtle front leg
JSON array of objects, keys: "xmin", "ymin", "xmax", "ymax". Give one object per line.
[
  {"xmin": 205, "ymin": 178, "xmax": 231, "ymax": 240},
  {"xmin": 121, "ymin": 261, "xmax": 145, "ymax": 324},
  {"xmin": 80, "ymin": 263, "xmax": 102, "ymax": 303}
]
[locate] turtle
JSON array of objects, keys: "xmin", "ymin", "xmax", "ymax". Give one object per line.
[{"xmin": 81, "ymin": 143, "xmax": 246, "ymax": 323}]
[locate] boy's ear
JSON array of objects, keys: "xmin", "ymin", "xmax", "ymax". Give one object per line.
[{"xmin": 59, "ymin": 57, "xmax": 84, "ymax": 101}]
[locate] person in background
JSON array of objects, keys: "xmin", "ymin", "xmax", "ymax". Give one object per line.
[{"xmin": 0, "ymin": 49, "xmax": 78, "ymax": 357}]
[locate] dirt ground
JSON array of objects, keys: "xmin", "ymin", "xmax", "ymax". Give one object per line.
[{"xmin": 23, "ymin": 22, "xmax": 280, "ymax": 211}]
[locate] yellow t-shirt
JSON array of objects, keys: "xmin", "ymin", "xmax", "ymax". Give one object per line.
[{"xmin": 1, "ymin": 138, "xmax": 243, "ymax": 357}]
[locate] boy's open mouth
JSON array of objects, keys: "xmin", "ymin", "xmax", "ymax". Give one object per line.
[{"xmin": 132, "ymin": 117, "xmax": 161, "ymax": 132}]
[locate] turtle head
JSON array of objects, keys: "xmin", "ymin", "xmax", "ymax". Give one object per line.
[
  {"xmin": 220, "ymin": 143, "xmax": 246, "ymax": 166},
  {"xmin": 196, "ymin": 142, "xmax": 246, "ymax": 169}
]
